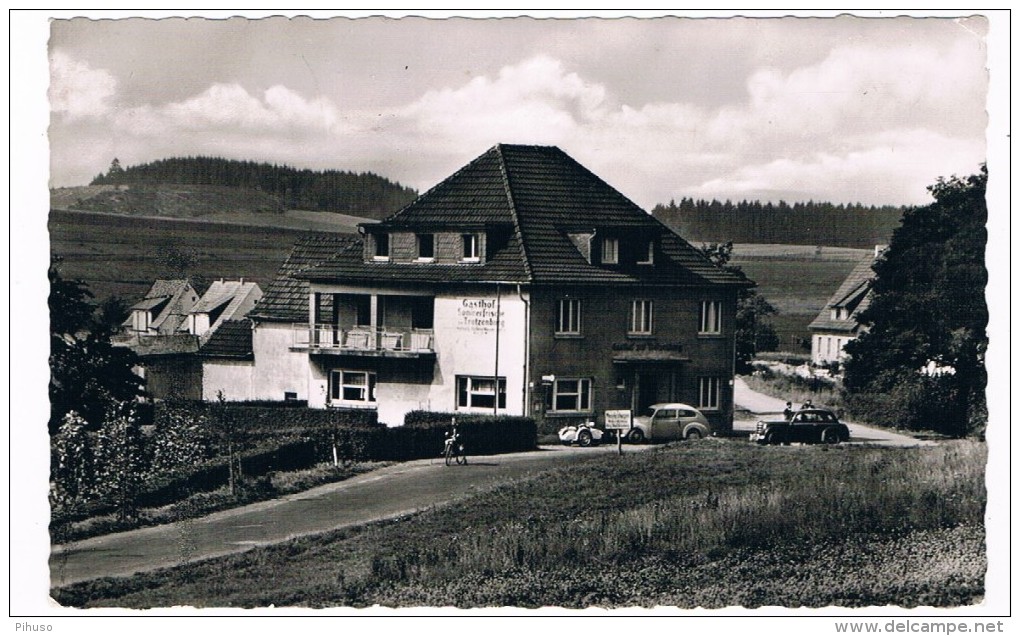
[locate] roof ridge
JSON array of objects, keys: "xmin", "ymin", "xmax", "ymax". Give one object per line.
[
  {"xmin": 376, "ymin": 145, "xmax": 504, "ymax": 226},
  {"xmin": 494, "ymin": 144, "xmax": 534, "ymax": 283}
]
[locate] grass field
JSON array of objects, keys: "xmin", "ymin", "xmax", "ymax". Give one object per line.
[
  {"xmin": 730, "ymin": 244, "xmax": 871, "ymax": 351},
  {"xmin": 48, "ymin": 209, "xmax": 358, "ymax": 303},
  {"xmin": 54, "ymin": 439, "xmax": 985, "ymax": 609}
]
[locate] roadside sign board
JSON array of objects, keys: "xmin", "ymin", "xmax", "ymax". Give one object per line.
[{"xmin": 604, "ymin": 410, "xmax": 633, "ymax": 430}]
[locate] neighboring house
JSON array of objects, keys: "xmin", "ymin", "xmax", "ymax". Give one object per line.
[
  {"xmin": 808, "ymin": 249, "xmax": 881, "ymax": 366},
  {"xmin": 247, "ymin": 234, "xmax": 362, "ymax": 403},
  {"xmin": 115, "ymin": 279, "xmax": 263, "ymax": 400},
  {"xmin": 256, "ymin": 144, "xmax": 750, "ymax": 429},
  {"xmin": 200, "ymin": 319, "xmax": 255, "ymax": 401},
  {"xmin": 122, "ymin": 279, "xmax": 199, "ymax": 336},
  {"xmin": 184, "ymin": 279, "xmax": 263, "ymax": 343}
]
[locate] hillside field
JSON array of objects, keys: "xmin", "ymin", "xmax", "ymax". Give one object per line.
[
  {"xmin": 730, "ymin": 244, "xmax": 871, "ymax": 351},
  {"xmin": 48, "ymin": 209, "xmax": 358, "ymax": 304}
]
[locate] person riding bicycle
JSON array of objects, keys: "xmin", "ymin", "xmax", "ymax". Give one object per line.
[
  {"xmin": 444, "ymin": 424, "xmax": 460, "ymax": 452},
  {"xmin": 443, "ymin": 419, "xmax": 467, "ymax": 465}
]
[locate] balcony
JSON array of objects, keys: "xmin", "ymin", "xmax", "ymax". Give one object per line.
[{"xmin": 292, "ymin": 324, "xmax": 435, "ymax": 358}]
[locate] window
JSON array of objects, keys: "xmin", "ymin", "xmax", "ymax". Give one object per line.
[
  {"xmin": 461, "ymin": 234, "xmax": 480, "ymax": 261},
  {"xmin": 457, "ymin": 376, "xmax": 506, "ymax": 410},
  {"xmin": 556, "ymin": 298, "xmax": 582, "ymax": 335},
  {"xmin": 330, "ymin": 370, "xmax": 377, "ymax": 404},
  {"xmin": 549, "ymin": 378, "xmax": 593, "ymax": 412},
  {"xmin": 699, "ymin": 300, "xmax": 722, "ymax": 334},
  {"xmin": 637, "ymin": 240, "xmax": 655, "ymax": 265},
  {"xmin": 373, "ymin": 234, "xmax": 390, "ymax": 260},
  {"xmin": 601, "ymin": 237, "xmax": 619, "ymax": 264},
  {"xmin": 698, "ymin": 377, "xmax": 721, "ymax": 410},
  {"xmin": 630, "ymin": 300, "xmax": 653, "ymax": 335},
  {"xmin": 416, "ymin": 234, "xmax": 435, "ymax": 260}
]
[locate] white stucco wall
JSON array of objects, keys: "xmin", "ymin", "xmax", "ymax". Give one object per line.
[
  {"xmin": 812, "ymin": 333, "xmax": 853, "ymax": 365},
  {"xmin": 252, "ymin": 322, "xmax": 313, "ymax": 401},
  {"xmin": 427, "ymin": 291, "xmax": 528, "ymax": 416},
  {"xmin": 202, "ymin": 360, "xmax": 254, "ymax": 401},
  {"xmin": 301, "ymin": 288, "xmax": 529, "ymax": 425}
]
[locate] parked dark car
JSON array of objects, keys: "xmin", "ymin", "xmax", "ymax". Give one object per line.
[{"xmin": 750, "ymin": 408, "xmax": 850, "ymax": 445}]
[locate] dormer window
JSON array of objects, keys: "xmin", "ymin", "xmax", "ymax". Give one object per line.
[
  {"xmin": 601, "ymin": 237, "xmax": 619, "ymax": 265},
  {"xmin": 417, "ymin": 233, "xmax": 435, "ymax": 261},
  {"xmin": 461, "ymin": 233, "xmax": 480, "ymax": 262},
  {"xmin": 637, "ymin": 239, "xmax": 655, "ymax": 265},
  {"xmin": 373, "ymin": 233, "xmax": 390, "ymax": 261}
]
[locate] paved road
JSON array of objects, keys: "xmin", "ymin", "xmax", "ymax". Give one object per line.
[
  {"xmin": 733, "ymin": 376, "xmax": 935, "ymax": 447},
  {"xmin": 51, "ymin": 382, "xmax": 930, "ymax": 588},
  {"xmin": 49, "ymin": 444, "xmax": 636, "ymax": 588}
]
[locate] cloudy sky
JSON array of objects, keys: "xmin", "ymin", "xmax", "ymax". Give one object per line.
[{"xmin": 49, "ymin": 14, "xmax": 989, "ymax": 209}]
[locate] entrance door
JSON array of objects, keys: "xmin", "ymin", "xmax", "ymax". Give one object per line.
[{"xmin": 637, "ymin": 373, "xmax": 659, "ymax": 413}]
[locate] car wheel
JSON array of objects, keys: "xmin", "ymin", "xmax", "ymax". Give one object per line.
[
  {"xmin": 763, "ymin": 432, "xmax": 777, "ymax": 445},
  {"xmin": 628, "ymin": 429, "xmax": 645, "ymax": 444},
  {"xmin": 685, "ymin": 428, "xmax": 703, "ymax": 440},
  {"xmin": 821, "ymin": 428, "xmax": 841, "ymax": 444},
  {"xmin": 578, "ymin": 430, "xmax": 593, "ymax": 447}
]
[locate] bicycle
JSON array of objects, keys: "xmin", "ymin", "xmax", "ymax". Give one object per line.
[{"xmin": 443, "ymin": 429, "xmax": 467, "ymax": 466}]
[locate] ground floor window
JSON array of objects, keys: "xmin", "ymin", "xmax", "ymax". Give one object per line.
[
  {"xmin": 698, "ymin": 376, "xmax": 721, "ymax": 411},
  {"xmin": 457, "ymin": 376, "xmax": 506, "ymax": 410},
  {"xmin": 548, "ymin": 377, "xmax": 593, "ymax": 413},
  {"xmin": 330, "ymin": 370, "xmax": 377, "ymax": 404}
]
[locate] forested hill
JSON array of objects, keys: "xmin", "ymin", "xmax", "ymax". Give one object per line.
[
  {"xmin": 90, "ymin": 157, "xmax": 418, "ymax": 220},
  {"xmin": 652, "ymin": 198, "xmax": 906, "ymax": 249}
]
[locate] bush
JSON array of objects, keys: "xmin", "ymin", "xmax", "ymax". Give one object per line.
[
  {"xmin": 402, "ymin": 411, "xmax": 537, "ymax": 456},
  {"xmin": 847, "ymin": 374, "xmax": 965, "ymax": 436}
]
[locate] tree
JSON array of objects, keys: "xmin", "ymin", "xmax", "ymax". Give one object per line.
[
  {"xmin": 843, "ymin": 166, "xmax": 987, "ymax": 437},
  {"xmin": 700, "ymin": 242, "xmax": 780, "ymax": 373},
  {"xmin": 49, "ymin": 257, "xmax": 145, "ymax": 433}
]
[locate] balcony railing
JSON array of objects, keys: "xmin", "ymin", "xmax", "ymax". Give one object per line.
[{"xmin": 293, "ymin": 324, "xmax": 435, "ymax": 356}]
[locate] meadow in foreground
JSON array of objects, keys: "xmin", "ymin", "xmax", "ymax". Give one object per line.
[{"xmin": 55, "ymin": 439, "xmax": 985, "ymax": 609}]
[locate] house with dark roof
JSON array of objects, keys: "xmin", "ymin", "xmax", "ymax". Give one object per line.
[
  {"xmin": 808, "ymin": 249, "xmax": 881, "ymax": 366},
  {"xmin": 253, "ymin": 144, "xmax": 751, "ymax": 429},
  {"xmin": 122, "ymin": 279, "xmax": 199, "ymax": 336},
  {"xmin": 200, "ymin": 319, "xmax": 256, "ymax": 400},
  {"xmin": 115, "ymin": 279, "xmax": 263, "ymax": 400}
]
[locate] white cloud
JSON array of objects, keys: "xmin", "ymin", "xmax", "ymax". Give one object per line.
[
  {"xmin": 49, "ymin": 50, "xmax": 117, "ymax": 120},
  {"xmin": 120, "ymin": 83, "xmax": 342, "ymax": 135},
  {"xmin": 49, "ymin": 45, "xmax": 986, "ymax": 206}
]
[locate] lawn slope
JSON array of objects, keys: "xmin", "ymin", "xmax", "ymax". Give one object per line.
[{"xmin": 54, "ymin": 440, "xmax": 985, "ymax": 609}]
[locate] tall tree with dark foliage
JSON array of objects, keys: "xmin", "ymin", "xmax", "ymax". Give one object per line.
[
  {"xmin": 843, "ymin": 167, "xmax": 988, "ymax": 437},
  {"xmin": 49, "ymin": 257, "xmax": 145, "ymax": 434}
]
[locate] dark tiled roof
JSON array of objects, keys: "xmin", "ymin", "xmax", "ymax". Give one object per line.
[
  {"xmin": 808, "ymin": 256, "xmax": 877, "ymax": 333},
  {"xmin": 200, "ymin": 319, "xmax": 254, "ymax": 359},
  {"xmin": 249, "ymin": 234, "xmax": 361, "ymax": 321},
  {"xmin": 300, "ymin": 145, "xmax": 749, "ymax": 289}
]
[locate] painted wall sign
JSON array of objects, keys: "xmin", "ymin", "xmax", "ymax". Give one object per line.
[{"xmin": 456, "ymin": 298, "xmax": 505, "ymax": 333}]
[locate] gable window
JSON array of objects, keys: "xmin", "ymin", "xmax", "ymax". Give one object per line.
[
  {"xmin": 416, "ymin": 234, "xmax": 435, "ymax": 260},
  {"xmin": 549, "ymin": 378, "xmax": 593, "ymax": 413},
  {"xmin": 330, "ymin": 370, "xmax": 377, "ymax": 405},
  {"xmin": 637, "ymin": 240, "xmax": 655, "ymax": 265},
  {"xmin": 601, "ymin": 237, "xmax": 619, "ymax": 264},
  {"xmin": 457, "ymin": 376, "xmax": 506, "ymax": 410},
  {"xmin": 699, "ymin": 300, "xmax": 722, "ymax": 334},
  {"xmin": 556, "ymin": 298, "xmax": 582, "ymax": 336},
  {"xmin": 698, "ymin": 376, "xmax": 720, "ymax": 411},
  {"xmin": 461, "ymin": 234, "xmax": 480, "ymax": 262},
  {"xmin": 373, "ymin": 234, "xmax": 390, "ymax": 261},
  {"xmin": 630, "ymin": 300, "xmax": 653, "ymax": 335}
]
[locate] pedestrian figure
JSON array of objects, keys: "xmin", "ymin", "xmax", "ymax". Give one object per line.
[
  {"xmin": 783, "ymin": 402, "xmax": 794, "ymax": 420},
  {"xmin": 802, "ymin": 399, "xmax": 814, "ymax": 410}
]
